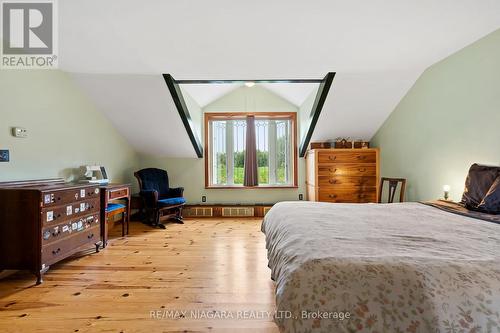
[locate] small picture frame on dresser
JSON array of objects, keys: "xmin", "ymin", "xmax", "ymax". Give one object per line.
[
  {"xmin": 353, "ymin": 141, "xmax": 370, "ymax": 149},
  {"xmin": 334, "ymin": 138, "xmax": 352, "ymax": 149}
]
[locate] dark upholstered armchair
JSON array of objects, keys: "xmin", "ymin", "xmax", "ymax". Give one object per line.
[{"xmin": 134, "ymin": 168, "xmax": 186, "ymax": 228}]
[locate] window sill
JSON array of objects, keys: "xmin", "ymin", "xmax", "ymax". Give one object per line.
[{"xmin": 206, "ymin": 185, "xmax": 298, "ymax": 189}]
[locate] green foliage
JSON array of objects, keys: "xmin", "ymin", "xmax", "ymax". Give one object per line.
[
  {"xmin": 234, "ymin": 151, "xmax": 244, "ymax": 168},
  {"xmin": 215, "ymin": 143, "xmax": 288, "ymax": 184}
]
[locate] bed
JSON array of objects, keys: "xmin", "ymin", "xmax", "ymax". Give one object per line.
[{"xmin": 262, "ymin": 201, "xmax": 500, "ymax": 333}]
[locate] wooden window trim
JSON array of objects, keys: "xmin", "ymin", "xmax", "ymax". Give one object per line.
[{"xmin": 204, "ymin": 112, "xmax": 298, "ymax": 189}]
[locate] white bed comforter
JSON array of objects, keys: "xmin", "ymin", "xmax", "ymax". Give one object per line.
[{"xmin": 262, "ymin": 201, "xmax": 500, "ymax": 333}]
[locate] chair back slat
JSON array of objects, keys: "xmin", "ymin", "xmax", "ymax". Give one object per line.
[{"xmin": 379, "ymin": 177, "xmax": 407, "ymax": 203}]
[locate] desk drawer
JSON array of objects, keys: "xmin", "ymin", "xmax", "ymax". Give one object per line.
[
  {"xmin": 319, "ymin": 188, "xmax": 376, "ymax": 203},
  {"xmin": 42, "ymin": 198, "xmax": 99, "ymax": 225},
  {"xmin": 109, "ymin": 187, "xmax": 129, "ymax": 200},
  {"xmin": 318, "ymin": 151, "xmax": 376, "ymax": 164},
  {"xmin": 42, "ymin": 213, "xmax": 100, "ymax": 245},
  {"xmin": 41, "ymin": 186, "xmax": 100, "ymax": 208},
  {"xmin": 318, "ymin": 176, "xmax": 376, "ymax": 188},
  {"xmin": 41, "ymin": 226, "xmax": 99, "ymax": 265},
  {"xmin": 318, "ymin": 164, "xmax": 376, "ymax": 177}
]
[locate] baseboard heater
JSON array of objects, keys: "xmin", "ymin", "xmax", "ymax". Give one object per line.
[{"xmin": 183, "ymin": 204, "xmax": 274, "ymax": 218}]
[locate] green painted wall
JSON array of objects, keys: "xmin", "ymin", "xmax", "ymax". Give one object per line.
[
  {"xmin": 141, "ymin": 85, "xmax": 306, "ymax": 204},
  {"xmin": 0, "ymin": 70, "xmax": 138, "ymax": 186},
  {"xmin": 372, "ymin": 29, "xmax": 500, "ymax": 202}
]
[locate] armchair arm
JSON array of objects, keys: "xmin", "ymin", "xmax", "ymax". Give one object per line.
[
  {"xmin": 139, "ymin": 190, "xmax": 159, "ymax": 208},
  {"xmin": 166, "ymin": 187, "xmax": 184, "ymax": 198}
]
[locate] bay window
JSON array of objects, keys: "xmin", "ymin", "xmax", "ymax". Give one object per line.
[{"xmin": 205, "ymin": 113, "xmax": 297, "ymax": 188}]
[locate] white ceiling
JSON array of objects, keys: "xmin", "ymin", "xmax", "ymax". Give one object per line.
[
  {"xmin": 261, "ymin": 83, "xmax": 319, "ymax": 107},
  {"xmin": 72, "ymin": 74, "xmax": 196, "ymax": 157},
  {"xmin": 61, "ymin": 0, "xmax": 500, "ymax": 157},
  {"xmin": 180, "ymin": 84, "xmax": 242, "ymax": 108},
  {"xmin": 181, "ymin": 82, "xmax": 319, "ymax": 107}
]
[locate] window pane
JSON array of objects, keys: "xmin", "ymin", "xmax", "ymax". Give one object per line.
[
  {"xmin": 276, "ymin": 120, "xmax": 290, "ymax": 184},
  {"xmin": 212, "ymin": 120, "xmax": 227, "ymax": 185},
  {"xmin": 209, "ymin": 115, "xmax": 293, "ymax": 187},
  {"xmin": 255, "ymin": 120, "xmax": 269, "ymax": 184},
  {"xmin": 233, "ymin": 120, "xmax": 246, "ymax": 184}
]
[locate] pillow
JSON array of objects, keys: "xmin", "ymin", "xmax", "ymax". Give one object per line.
[
  {"xmin": 477, "ymin": 176, "xmax": 500, "ymax": 214},
  {"xmin": 461, "ymin": 164, "xmax": 500, "ymax": 209}
]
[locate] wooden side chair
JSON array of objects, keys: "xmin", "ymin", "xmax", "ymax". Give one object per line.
[{"xmin": 379, "ymin": 177, "xmax": 407, "ymax": 203}]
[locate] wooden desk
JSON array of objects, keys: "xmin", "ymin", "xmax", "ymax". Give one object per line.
[{"xmin": 100, "ymin": 183, "xmax": 131, "ymax": 247}]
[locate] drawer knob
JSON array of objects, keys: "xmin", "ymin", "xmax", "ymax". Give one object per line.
[
  {"xmin": 328, "ymin": 194, "xmax": 337, "ymax": 198},
  {"xmin": 328, "ymin": 156, "xmax": 337, "ymax": 161},
  {"xmin": 329, "ymin": 168, "xmax": 338, "ymax": 173},
  {"xmin": 52, "ymin": 248, "xmax": 61, "ymax": 255},
  {"xmin": 329, "ymin": 179, "xmax": 338, "ymax": 184},
  {"xmin": 88, "ymin": 233, "xmax": 94, "ymax": 239},
  {"xmin": 359, "ymin": 168, "xmax": 366, "ymax": 172},
  {"xmin": 357, "ymin": 155, "xmax": 367, "ymax": 160}
]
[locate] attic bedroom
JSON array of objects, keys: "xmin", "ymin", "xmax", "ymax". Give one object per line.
[{"xmin": 1, "ymin": 1, "xmax": 500, "ymax": 332}]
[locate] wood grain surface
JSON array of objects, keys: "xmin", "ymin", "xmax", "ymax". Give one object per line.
[{"xmin": 0, "ymin": 219, "xmax": 278, "ymax": 333}]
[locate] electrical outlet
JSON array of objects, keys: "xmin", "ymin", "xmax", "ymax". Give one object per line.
[
  {"xmin": 0, "ymin": 150, "xmax": 9, "ymax": 162},
  {"xmin": 12, "ymin": 127, "xmax": 28, "ymax": 138},
  {"xmin": 299, "ymin": 194, "xmax": 303, "ymax": 200},
  {"xmin": 202, "ymin": 195, "xmax": 206, "ymax": 202}
]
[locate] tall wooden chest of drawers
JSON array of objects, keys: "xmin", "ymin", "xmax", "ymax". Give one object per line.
[
  {"xmin": 306, "ymin": 148, "xmax": 380, "ymax": 203},
  {"xmin": 0, "ymin": 179, "xmax": 102, "ymax": 284}
]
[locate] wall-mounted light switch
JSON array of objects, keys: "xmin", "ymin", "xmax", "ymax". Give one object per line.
[
  {"xmin": 201, "ymin": 195, "xmax": 207, "ymax": 202},
  {"xmin": 299, "ymin": 194, "xmax": 303, "ymax": 200},
  {"xmin": 12, "ymin": 127, "xmax": 28, "ymax": 138},
  {"xmin": 0, "ymin": 150, "xmax": 9, "ymax": 162}
]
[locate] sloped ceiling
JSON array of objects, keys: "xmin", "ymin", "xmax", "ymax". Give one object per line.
[
  {"xmin": 181, "ymin": 82, "xmax": 319, "ymax": 108},
  {"xmin": 72, "ymin": 74, "xmax": 195, "ymax": 157},
  {"xmin": 260, "ymin": 83, "xmax": 319, "ymax": 107},
  {"xmin": 62, "ymin": 0, "xmax": 500, "ymax": 157},
  {"xmin": 180, "ymin": 84, "xmax": 242, "ymax": 108}
]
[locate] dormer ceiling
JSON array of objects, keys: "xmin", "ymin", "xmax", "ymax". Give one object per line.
[
  {"xmin": 65, "ymin": 1, "xmax": 500, "ymax": 157},
  {"xmin": 180, "ymin": 83, "xmax": 320, "ymax": 108}
]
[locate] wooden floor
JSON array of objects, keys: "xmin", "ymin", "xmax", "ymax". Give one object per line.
[{"xmin": 0, "ymin": 219, "xmax": 279, "ymax": 333}]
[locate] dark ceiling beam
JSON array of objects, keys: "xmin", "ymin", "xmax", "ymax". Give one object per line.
[
  {"xmin": 163, "ymin": 74, "xmax": 203, "ymax": 158},
  {"xmin": 299, "ymin": 72, "xmax": 336, "ymax": 157},
  {"xmin": 177, "ymin": 79, "xmax": 322, "ymax": 84}
]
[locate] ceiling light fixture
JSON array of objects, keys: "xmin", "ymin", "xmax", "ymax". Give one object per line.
[{"xmin": 244, "ymin": 81, "xmax": 255, "ymax": 87}]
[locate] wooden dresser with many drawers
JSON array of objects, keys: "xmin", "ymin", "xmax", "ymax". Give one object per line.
[
  {"xmin": 306, "ymin": 148, "xmax": 380, "ymax": 203},
  {"xmin": 0, "ymin": 178, "xmax": 102, "ymax": 284}
]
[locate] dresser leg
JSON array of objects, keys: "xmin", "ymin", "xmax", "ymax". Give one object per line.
[
  {"xmin": 36, "ymin": 266, "xmax": 50, "ymax": 285},
  {"xmin": 95, "ymin": 241, "xmax": 103, "ymax": 253}
]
